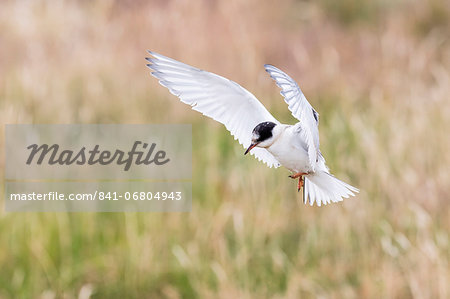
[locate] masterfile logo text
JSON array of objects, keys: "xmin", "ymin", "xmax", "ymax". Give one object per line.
[{"xmin": 26, "ymin": 141, "xmax": 170, "ymax": 171}]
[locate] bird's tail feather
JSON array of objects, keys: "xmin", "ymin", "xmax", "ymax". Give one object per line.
[{"xmin": 303, "ymin": 171, "xmax": 359, "ymax": 206}]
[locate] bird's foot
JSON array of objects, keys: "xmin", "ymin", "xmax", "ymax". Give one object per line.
[
  {"xmin": 297, "ymin": 177, "xmax": 304, "ymax": 192},
  {"xmin": 289, "ymin": 172, "xmax": 308, "ymax": 179},
  {"xmin": 289, "ymin": 172, "xmax": 308, "ymax": 192}
]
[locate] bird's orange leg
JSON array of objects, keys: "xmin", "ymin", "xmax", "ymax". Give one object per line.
[
  {"xmin": 289, "ymin": 172, "xmax": 307, "ymax": 192},
  {"xmin": 289, "ymin": 172, "xmax": 308, "ymax": 179},
  {"xmin": 297, "ymin": 177, "xmax": 304, "ymax": 192}
]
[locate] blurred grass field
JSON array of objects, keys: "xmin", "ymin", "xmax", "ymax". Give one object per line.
[{"xmin": 0, "ymin": 0, "xmax": 449, "ymax": 298}]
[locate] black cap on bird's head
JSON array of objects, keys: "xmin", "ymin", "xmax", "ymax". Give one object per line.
[{"xmin": 244, "ymin": 121, "xmax": 277, "ymax": 155}]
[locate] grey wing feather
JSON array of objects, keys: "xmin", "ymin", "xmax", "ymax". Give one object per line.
[{"xmin": 264, "ymin": 64, "xmax": 320, "ymax": 171}]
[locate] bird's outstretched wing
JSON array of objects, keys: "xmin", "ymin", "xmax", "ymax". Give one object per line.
[
  {"xmin": 264, "ymin": 65, "xmax": 320, "ymax": 171},
  {"xmin": 146, "ymin": 51, "xmax": 281, "ymax": 168}
]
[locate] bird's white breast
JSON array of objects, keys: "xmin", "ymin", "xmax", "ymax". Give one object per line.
[{"xmin": 266, "ymin": 125, "xmax": 312, "ymax": 173}]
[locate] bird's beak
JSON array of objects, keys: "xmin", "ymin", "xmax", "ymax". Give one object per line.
[{"xmin": 244, "ymin": 143, "xmax": 259, "ymax": 155}]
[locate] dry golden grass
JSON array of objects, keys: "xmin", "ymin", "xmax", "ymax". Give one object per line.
[{"xmin": 0, "ymin": 0, "xmax": 449, "ymax": 298}]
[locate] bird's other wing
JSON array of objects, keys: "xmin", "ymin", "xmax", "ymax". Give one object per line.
[
  {"xmin": 146, "ymin": 51, "xmax": 281, "ymax": 168},
  {"xmin": 264, "ymin": 65, "xmax": 319, "ymax": 171}
]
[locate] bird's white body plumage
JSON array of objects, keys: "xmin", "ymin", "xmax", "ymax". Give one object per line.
[
  {"xmin": 146, "ymin": 51, "xmax": 359, "ymax": 206},
  {"xmin": 266, "ymin": 124, "xmax": 312, "ymax": 174}
]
